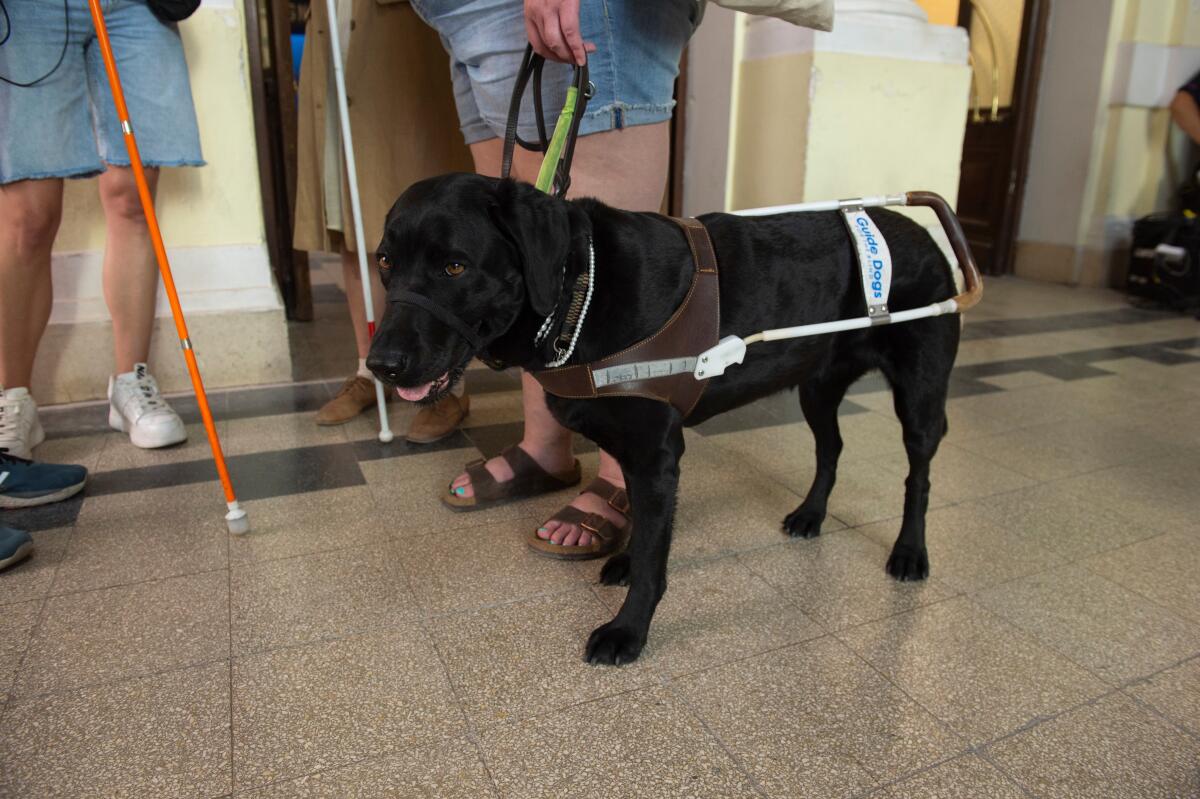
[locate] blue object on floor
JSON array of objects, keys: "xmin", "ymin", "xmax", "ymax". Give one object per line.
[
  {"xmin": 291, "ymin": 33, "xmax": 305, "ymax": 84},
  {"xmin": 0, "ymin": 525, "xmax": 33, "ymax": 571},
  {"xmin": 0, "ymin": 450, "xmax": 88, "ymax": 510}
]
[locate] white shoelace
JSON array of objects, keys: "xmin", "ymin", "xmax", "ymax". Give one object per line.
[
  {"xmin": 123, "ymin": 375, "xmax": 169, "ymax": 417},
  {"xmin": 0, "ymin": 397, "xmax": 22, "ymax": 441}
]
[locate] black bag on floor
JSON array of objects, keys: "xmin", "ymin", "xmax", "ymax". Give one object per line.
[{"xmin": 1126, "ymin": 213, "xmax": 1200, "ymax": 311}]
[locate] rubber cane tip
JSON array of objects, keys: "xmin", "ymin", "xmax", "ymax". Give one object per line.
[
  {"xmin": 225, "ymin": 509, "xmax": 251, "ymax": 536},
  {"xmin": 378, "ymin": 430, "xmax": 395, "ymax": 443}
]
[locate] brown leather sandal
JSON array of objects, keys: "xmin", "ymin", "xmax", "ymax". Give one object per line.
[
  {"xmin": 527, "ymin": 477, "xmax": 632, "ymax": 561},
  {"xmin": 441, "ymin": 445, "xmax": 581, "ymax": 512}
]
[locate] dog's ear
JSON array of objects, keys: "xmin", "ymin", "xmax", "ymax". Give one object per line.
[{"xmin": 490, "ymin": 179, "xmax": 571, "ymax": 317}]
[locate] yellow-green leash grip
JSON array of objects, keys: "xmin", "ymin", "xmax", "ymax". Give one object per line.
[{"xmin": 535, "ymin": 84, "xmax": 579, "ymax": 194}]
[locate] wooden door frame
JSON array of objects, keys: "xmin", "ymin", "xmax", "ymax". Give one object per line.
[
  {"xmin": 958, "ymin": 0, "xmax": 1050, "ymax": 276},
  {"xmin": 242, "ymin": 0, "xmax": 313, "ymax": 320}
]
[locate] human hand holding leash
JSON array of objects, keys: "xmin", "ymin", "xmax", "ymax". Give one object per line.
[{"xmin": 524, "ymin": 0, "xmax": 595, "ymax": 65}]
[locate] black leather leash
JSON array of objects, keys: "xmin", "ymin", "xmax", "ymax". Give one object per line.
[{"xmin": 500, "ymin": 44, "xmax": 593, "ymax": 198}]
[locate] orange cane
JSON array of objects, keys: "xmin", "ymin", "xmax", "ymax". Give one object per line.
[{"xmin": 86, "ymin": 0, "xmax": 249, "ymax": 535}]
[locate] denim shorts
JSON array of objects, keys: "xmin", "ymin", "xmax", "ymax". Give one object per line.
[
  {"xmin": 409, "ymin": 0, "xmax": 699, "ymax": 145},
  {"xmin": 0, "ymin": 0, "xmax": 204, "ymax": 185}
]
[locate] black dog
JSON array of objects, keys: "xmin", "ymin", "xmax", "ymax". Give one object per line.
[{"xmin": 368, "ymin": 173, "xmax": 960, "ymax": 665}]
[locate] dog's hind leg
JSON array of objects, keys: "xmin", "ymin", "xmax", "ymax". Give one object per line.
[
  {"xmin": 584, "ymin": 419, "xmax": 685, "ymax": 666},
  {"xmin": 879, "ymin": 319, "xmax": 956, "ymax": 581},
  {"xmin": 784, "ymin": 362, "xmax": 863, "ymax": 539}
]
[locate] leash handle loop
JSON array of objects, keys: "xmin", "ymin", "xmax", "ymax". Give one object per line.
[{"xmin": 500, "ymin": 44, "xmax": 590, "ymax": 198}]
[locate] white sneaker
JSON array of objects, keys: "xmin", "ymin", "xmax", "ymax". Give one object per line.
[
  {"xmin": 108, "ymin": 364, "xmax": 188, "ymax": 449},
  {"xmin": 0, "ymin": 386, "xmax": 44, "ymax": 460}
]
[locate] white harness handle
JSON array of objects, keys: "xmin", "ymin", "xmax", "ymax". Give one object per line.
[{"xmin": 694, "ymin": 193, "xmax": 971, "ymax": 381}]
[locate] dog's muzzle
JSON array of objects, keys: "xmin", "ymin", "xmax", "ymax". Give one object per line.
[{"xmin": 389, "ymin": 291, "xmax": 484, "ymax": 352}]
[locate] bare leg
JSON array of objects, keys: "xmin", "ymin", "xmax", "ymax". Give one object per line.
[
  {"xmin": 99, "ymin": 166, "xmax": 160, "ymax": 374},
  {"xmin": 449, "ymin": 123, "xmax": 671, "ymax": 547},
  {"xmin": 0, "ymin": 178, "xmax": 64, "ymax": 390}
]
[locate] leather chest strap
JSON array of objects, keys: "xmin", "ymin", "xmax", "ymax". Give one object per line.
[{"xmin": 531, "ymin": 217, "xmax": 720, "ymax": 418}]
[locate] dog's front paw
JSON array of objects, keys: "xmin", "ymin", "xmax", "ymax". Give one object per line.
[
  {"xmin": 585, "ymin": 622, "xmax": 645, "ymax": 666},
  {"xmin": 783, "ymin": 505, "xmax": 825, "ymax": 539},
  {"xmin": 886, "ymin": 544, "xmax": 929, "ymax": 581},
  {"xmin": 599, "ymin": 553, "xmax": 632, "ymax": 586}
]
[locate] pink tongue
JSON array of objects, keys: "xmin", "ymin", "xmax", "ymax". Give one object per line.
[
  {"xmin": 394, "ymin": 371, "xmax": 449, "ymax": 402},
  {"xmin": 395, "ymin": 383, "xmax": 433, "ymax": 402}
]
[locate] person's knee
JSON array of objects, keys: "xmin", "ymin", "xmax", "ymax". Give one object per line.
[
  {"xmin": 3, "ymin": 197, "xmax": 62, "ymax": 257},
  {"xmin": 99, "ymin": 175, "xmax": 149, "ymax": 223}
]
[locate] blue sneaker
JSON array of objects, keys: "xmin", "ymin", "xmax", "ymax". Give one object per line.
[
  {"xmin": 0, "ymin": 526, "xmax": 33, "ymax": 570},
  {"xmin": 0, "ymin": 449, "xmax": 88, "ymax": 509}
]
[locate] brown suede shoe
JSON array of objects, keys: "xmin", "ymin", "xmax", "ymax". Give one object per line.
[
  {"xmin": 315, "ymin": 376, "xmax": 377, "ymax": 426},
  {"xmin": 407, "ymin": 393, "xmax": 469, "ymax": 444}
]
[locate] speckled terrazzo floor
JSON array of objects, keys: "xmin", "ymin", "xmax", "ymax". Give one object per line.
[{"xmin": 2, "ymin": 276, "xmax": 1199, "ymax": 798}]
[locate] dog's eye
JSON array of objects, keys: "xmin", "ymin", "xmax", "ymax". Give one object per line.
[
  {"xmin": 377, "ymin": 255, "xmax": 391, "ymax": 271},
  {"xmin": 444, "ymin": 262, "xmax": 466, "ymax": 277}
]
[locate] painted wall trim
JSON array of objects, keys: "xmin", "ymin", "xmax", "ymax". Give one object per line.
[
  {"xmin": 741, "ymin": 13, "xmax": 968, "ymax": 65},
  {"xmin": 49, "ymin": 243, "xmax": 282, "ymax": 325},
  {"xmin": 1110, "ymin": 41, "xmax": 1200, "ymax": 108}
]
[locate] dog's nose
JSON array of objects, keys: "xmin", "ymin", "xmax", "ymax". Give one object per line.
[{"xmin": 365, "ymin": 354, "xmax": 408, "ymax": 384}]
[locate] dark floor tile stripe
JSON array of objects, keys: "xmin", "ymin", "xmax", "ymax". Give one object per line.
[
  {"xmin": 945, "ymin": 377, "xmax": 1005, "ymax": 399},
  {"xmin": 221, "ymin": 381, "xmax": 334, "ymax": 421},
  {"xmin": 957, "ymin": 356, "xmax": 1114, "ymax": 382},
  {"xmin": 310, "ymin": 283, "xmax": 347, "ymax": 303},
  {"xmin": 86, "ymin": 442, "xmax": 366, "ymax": 501},
  {"xmin": 38, "ymin": 372, "xmax": 519, "ymax": 438},
  {"xmin": 960, "ymin": 307, "xmax": 1176, "ymax": 341},
  {"xmin": 351, "ymin": 431, "xmax": 474, "ymax": 462},
  {"xmin": 1059, "ymin": 337, "xmax": 1200, "ymax": 367}
]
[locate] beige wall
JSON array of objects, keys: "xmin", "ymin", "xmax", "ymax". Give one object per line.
[
  {"xmin": 35, "ymin": 1, "xmax": 289, "ymax": 403},
  {"xmin": 806, "ymin": 52, "xmax": 971, "ymax": 209},
  {"xmin": 54, "ymin": 9, "xmax": 266, "ymax": 255},
  {"xmin": 1015, "ymin": 0, "xmax": 1120, "ymax": 284},
  {"xmin": 1016, "ymin": 0, "xmax": 1200, "ymax": 287},
  {"xmin": 725, "ymin": 15, "xmax": 970, "ymax": 216},
  {"xmin": 729, "ymin": 51, "xmax": 814, "ymax": 209},
  {"xmin": 1103, "ymin": 0, "xmax": 1199, "ymax": 223}
]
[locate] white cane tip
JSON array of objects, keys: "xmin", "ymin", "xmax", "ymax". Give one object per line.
[
  {"xmin": 378, "ymin": 430, "xmax": 395, "ymax": 443},
  {"xmin": 225, "ymin": 509, "xmax": 250, "ymax": 535}
]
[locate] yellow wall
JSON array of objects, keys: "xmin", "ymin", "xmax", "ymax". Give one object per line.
[
  {"xmin": 916, "ymin": 0, "xmax": 960, "ymax": 26},
  {"xmin": 968, "ymin": 0, "xmax": 1024, "ymax": 111},
  {"xmin": 1017, "ymin": 0, "xmax": 1200, "ymax": 285},
  {"xmin": 1125, "ymin": 0, "xmax": 1186, "ymax": 42},
  {"xmin": 729, "ymin": 52, "xmax": 813, "ymax": 209},
  {"xmin": 53, "ymin": 6, "xmax": 265, "ymax": 253},
  {"xmin": 729, "ymin": 51, "xmax": 970, "ymax": 214},
  {"xmin": 803, "ymin": 53, "xmax": 971, "ymax": 207},
  {"xmin": 1102, "ymin": 109, "xmax": 1177, "ymax": 219},
  {"xmin": 917, "ymin": 0, "xmax": 1024, "ymax": 111},
  {"xmin": 1094, "ymin": 0, "xmax": 1196, "ymax": 227}
]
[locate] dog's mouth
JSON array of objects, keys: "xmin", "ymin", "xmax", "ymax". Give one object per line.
[{"xmin": 394, "ymin": 365, "xmax": 464, "ymax": 405}]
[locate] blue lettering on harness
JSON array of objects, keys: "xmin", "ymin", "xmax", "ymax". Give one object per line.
[{"xmin": 855, "ymin": 216, "xmax": 879, "ymax": 255}]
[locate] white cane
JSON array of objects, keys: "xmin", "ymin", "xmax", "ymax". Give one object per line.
[{"xmin": 323, "ymin": 0, "xmax": 394, "ymax": 443}]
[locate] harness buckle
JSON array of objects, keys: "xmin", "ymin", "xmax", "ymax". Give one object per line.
[{"xmin": 693, "ymin": 336, "xmax": 747, "ymax": 380}]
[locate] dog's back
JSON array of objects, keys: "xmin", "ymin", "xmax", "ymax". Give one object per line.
[{"xmin": 688, "ymin": 207, "xmax": 960, "ymax": 424}]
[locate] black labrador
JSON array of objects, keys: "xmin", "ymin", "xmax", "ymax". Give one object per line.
[{"xmin": 367, "ymin": 173, "xmax": 961, "ymax": 666}]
